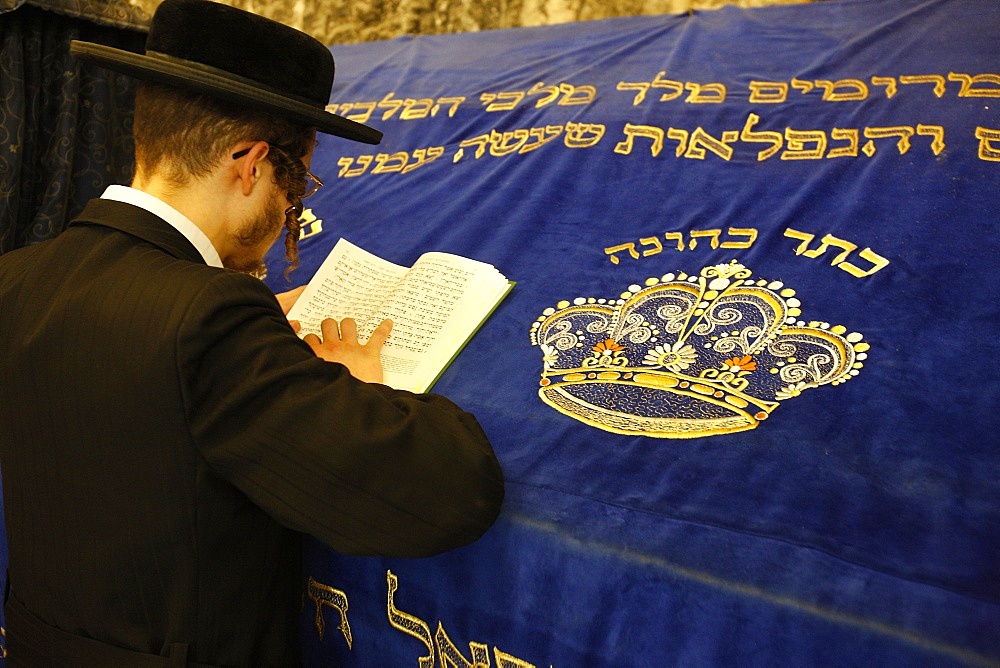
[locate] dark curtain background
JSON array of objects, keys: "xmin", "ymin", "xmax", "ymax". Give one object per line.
[{"xmin": 0, "ymin": 2, "xmax": 147, "ymax": 253}]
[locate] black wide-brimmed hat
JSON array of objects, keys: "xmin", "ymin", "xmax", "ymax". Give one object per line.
[{"xmin": 69, "ymin": 0, "xmax": 381, "ymax": 144}]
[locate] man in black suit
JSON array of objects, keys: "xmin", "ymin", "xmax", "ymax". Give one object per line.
[{"xmin": 0, "ymin": 1, "xmax": 504, "ymax": 665}]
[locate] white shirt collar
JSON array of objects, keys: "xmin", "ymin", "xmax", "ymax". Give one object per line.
[{"xmin": 100, "ymin": 185, "xmax": 223, "ymax": 268}]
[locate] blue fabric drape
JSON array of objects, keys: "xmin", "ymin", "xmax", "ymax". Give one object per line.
[
  {"xmin": 269, "ymin": 0, "xmax": 1000, "ymax": 665},
  {"xmin": 0, "ymin": 4, "xmax": 144, "ymax": 253}
]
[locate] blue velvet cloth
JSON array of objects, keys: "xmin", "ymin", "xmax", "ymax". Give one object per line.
[{"xmin": 278, "ymin": 0, "xmax": 1000, "ymax": 664}]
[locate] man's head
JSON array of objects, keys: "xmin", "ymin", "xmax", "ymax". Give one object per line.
[
  {"xmin": 70, "ymin": 0, "xmax": 382, "ymax": 274},
  {"xmin": 132, "ymin": 81, "xmax": 316, "ymax": 276}
]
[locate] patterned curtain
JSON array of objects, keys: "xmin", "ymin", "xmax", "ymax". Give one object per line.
[{"xmin": 0, "ymin": 3, "xmax": 146, "ymax": 253}]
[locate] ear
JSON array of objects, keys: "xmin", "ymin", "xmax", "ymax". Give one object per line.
[{"xmin": 233, "ymin": 140, "xmax": 271, "ymax": 196}]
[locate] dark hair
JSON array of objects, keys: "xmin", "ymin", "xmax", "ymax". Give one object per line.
[{"xmin": 133, "ymin": 81, "xmax": 314, "ymax": 272}]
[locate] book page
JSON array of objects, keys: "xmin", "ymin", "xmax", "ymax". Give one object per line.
[
  {"xmin": 286, "ymin": 240, "xmax": 406, "ymax": 338},
  {"xmin": 374, "ymin": 253, "xmax": 507, "ymax": 391},
  {"xmin": 286, "ymin": 239, "xmax": 510, "ymax": 393}
]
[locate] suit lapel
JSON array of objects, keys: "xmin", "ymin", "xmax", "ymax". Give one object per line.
[{"xmin": 71, "ymin": 198, "xmax": 206, "ymax": 264}]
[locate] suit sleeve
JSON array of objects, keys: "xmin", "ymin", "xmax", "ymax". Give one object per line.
[{"xmin": 176, "ymin": 270, "xmax": 504, "ymax": 557}]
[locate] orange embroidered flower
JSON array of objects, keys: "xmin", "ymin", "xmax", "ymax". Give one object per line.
[
  {"xmin": 722, "ymin": 355, "xmax": 756, "ymax": 372},
  {"xmin": 592, "ymin": 338, "xmax": 624, "ymax": 354}
]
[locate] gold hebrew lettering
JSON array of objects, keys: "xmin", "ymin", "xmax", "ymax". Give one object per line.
[
  {"xmin": 870, "ymin": 76, "xmax": 897, "ymax": 98},
  {"xmin": 664, "ymin": 232, "xmax": 685, "ymax": 252},
  {"xmin": 564, "ymin": 121, "xmax": 605, "ymax": 148},
  {"xmin": 435, "ymin": 623, "xmax": 490, "ymax": 668},
  {"xmin": 372, "ymin": 152, "xmax": 410, "ymax": 174},
  {"xmin": 307, "ymin": 577, "xmax": 352, "ymax": 648},
  {"xmin": 481, "ymin": 90, "xmax": 525, "ymax": 112},
  {"xmin": 791, "ymin": 78, "xmax": 814, "ymax": 95},
  {"xmin": 456, "ymin": 134, "xmax": 491, "ymax": 161},
  {"xmin": 826, "ymin": 128, "xmax": 859, "ymax": 158},
  {"xmin": 916, "ymin": 124, "xmax": 945, "ymax": 155},
  {"xmin": 490, "ymin": 129, "xmax": 530, "ymax": 156},
  {"xmin": 721, "ymin": 227, "xmax": 757, "ymax": 249},
  {"xmin": 401, "ymin": 98, "xmax": 435, "ymax": 120},
  {"xmin": 803, "ymin": 233, "xmax": 858, "ymax": 266},
  {"xmin": 899, "ymin": 74, "xmax": 947, "ymax": 98},
  {"xmin": 783, "ymin": 227, "xmax": 816, "ymax": 255},
  {"xmin": 837, "ymin": 247, "xmax": 890, "ymax": 278},
  {"xmin": 402, "ymin": 146, "xmax": 445, "ymax": 174},
  {"xmin": 975, "ymin": 126, "xmax": 1000, "ymax": 161},
  {"xmin": 299, "ymin": 220, "xmax": 322, "ymax": 240},
  {"xmin": 781, "ymin": 128, "xmax": 827, "ymax": 160},
  {"xmin": 786, "ymin": 228, "xmax": 888, "ymax": 276},
  {"xmin": 616, "ymin": 80, "xmax": 651, "ymax": 106},
  {"xmin": 740, "ymin": 113, "xmax": 783, "ymax": 161},
  {"xmin": 559, "ymin": 82, "xmax": 597, "ymax": 106},
  {"xmin": 298, "ymin": 209, "xmax": 323, "ymax": 239},
  {"xmin": 813, "ymin": 78, "xmax": 869, "ymax": 101},
  {"xmin": 605, "ymin": 243, "xmax": 639, "ymax": 264},
  {"xmin": 785, "ymin": 227, "xmax": 858, "ymax": 265},
  {"xmin": 614, "ymin": 123, "xmax": 663, "ymax": 156},
  {"xmin": 339, "ymin": 101, "xmax": 377, "ymax": 123},
  {"xmin": 336, "ymin": 156, "xmax": 353, "ymax": 178},
  {"xmin": 640, "ymin": 236, "xmax": 663, "ymax": 257},
  {"xmin": 748, "ymin": 81, "xmax": 788, "ymax": 103},
  {"xmin": 689, "ymin": 229, "xmax": 721, "ymax": 250},
  {"xmin": 863, "ymin": 126, "xmax": 916, "ymax": 155},
  {"xmin": 684, "ymin": 128, "xmax": 737, "ymax": 160},
  {"xmin": 376, "ymin": 92, "xmax": 403, "ymax": 120},
  {"xmin": 667, "ymin": 128, "xmax": 689, "ymax": 157},
  {"xmin": 948, "ymin": 72, "xmax": 1000, "ymax": 98},
  {"xmin": 816, "ymin": 234, "xmax": 860, "ymax": 265},
  {"xmin": 337, "ymin": 155, "xmax": 373, "ymax": 178},
  {"xmin": 387, "ymin": 571, "xmax": 434, "ymax": 668},
  {"xmin": 431, "ymin": 96, "xmax": 466, "ymax": 117},
  {"xmin": 684, "ymin": 82, "xmax": 726, "ymax": 104},
  {"xmin": 528, "ymin": 81, "xmax": 562, "ymax": 107},
  {"xmin": 652, "ymin": 71, "xmax": 685, "ymax": 101},
  {"xmin": 519, "ymin": 125, "xmax": 564, "ymax": 154}
]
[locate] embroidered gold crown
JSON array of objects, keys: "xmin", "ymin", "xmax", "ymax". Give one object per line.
[{"xmin": 530, "ymin": 261, "xmax": 868, "ymax": 439}]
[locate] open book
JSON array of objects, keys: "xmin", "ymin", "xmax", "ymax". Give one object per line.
[{"xmin": 286, "ymin": 238, "xmax": 514, "ymax": 393}]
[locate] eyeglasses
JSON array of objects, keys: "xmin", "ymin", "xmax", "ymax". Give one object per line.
[{"xmin": 232, "ymin": 145, "xmax": 323, "ymax": 199}]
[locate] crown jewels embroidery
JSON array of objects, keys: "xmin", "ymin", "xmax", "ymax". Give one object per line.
[{"xmin": 530, "ymin": 261, "xmax": 868, "ymax": 439}]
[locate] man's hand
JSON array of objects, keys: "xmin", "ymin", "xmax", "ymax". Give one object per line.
[
  {"xmin": 275, "ymin": 286, "xmax": 306, "ymax": 314},
  {"xmin": 303, "ymin": 317, "xmax": 393, "ymax": 384},
  {"xmin": 275, "ymin": 286, "xmax": 306, "ymax": 332}
]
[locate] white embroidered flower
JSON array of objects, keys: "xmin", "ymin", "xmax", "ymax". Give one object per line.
[
  {"xmin": 540, "ymin": 344, "xmax": 559, "ymax": 367},
  {"xmin": 642, "ymin": 341, "xmax": 698, "ymax": 372},
  {"xmin": 775, "ymin": 381, "xmax": 813, "ymax": 400}
]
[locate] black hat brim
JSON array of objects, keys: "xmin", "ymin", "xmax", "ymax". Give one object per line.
[{"xmin": 70, "ymin": 40, "xmax": 382, "ymax": 145}]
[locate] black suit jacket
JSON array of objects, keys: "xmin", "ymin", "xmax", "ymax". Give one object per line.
[{"xmin": 0, "ymin": 199, "xmax": 504, "ymax": 665}]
